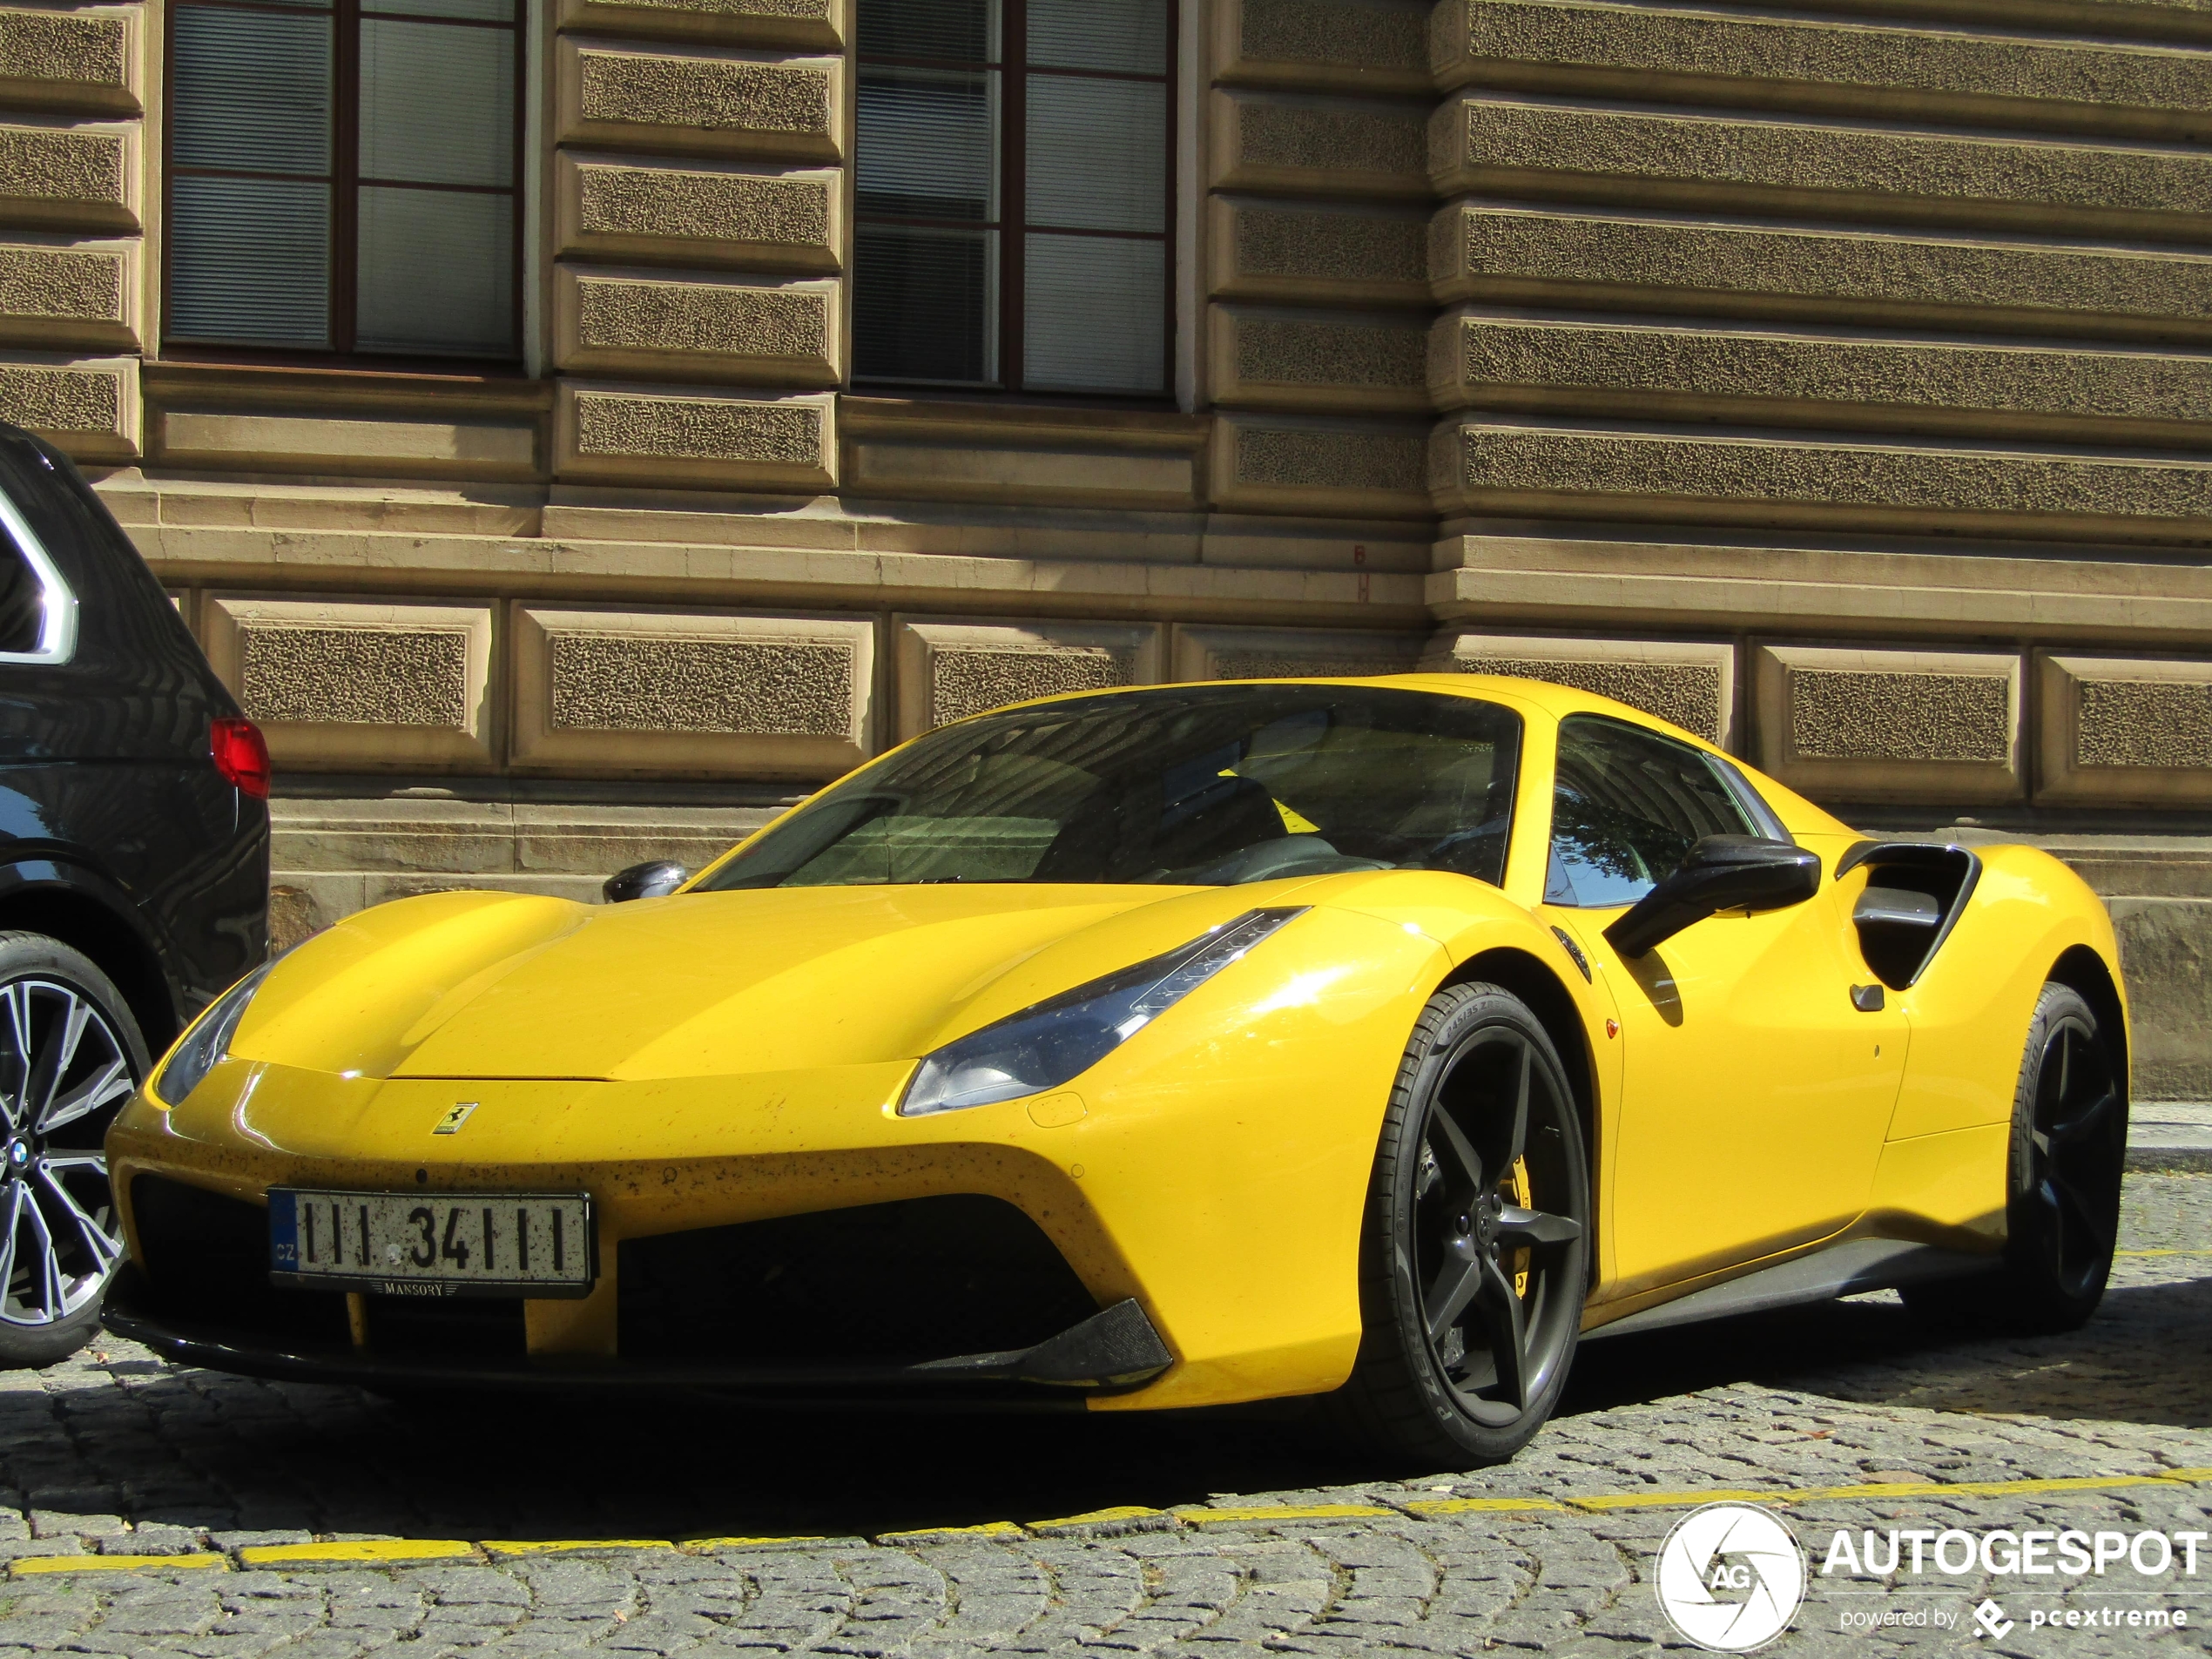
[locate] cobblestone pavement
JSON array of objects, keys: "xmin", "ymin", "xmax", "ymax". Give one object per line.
[{"xmin": 3, "ymin": 1175, "xmax": 2211, "ymax": 1655}]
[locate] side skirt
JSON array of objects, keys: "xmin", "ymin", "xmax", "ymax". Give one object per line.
[{"xmin": 1582, "ymin": 1239, "xmax": 2002, "ymax": 1341}]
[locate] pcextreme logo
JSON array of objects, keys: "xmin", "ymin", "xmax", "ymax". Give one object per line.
[{"xmin": 1656, "ymin": 1503, "xmax": 1808, "ymax": 1652}]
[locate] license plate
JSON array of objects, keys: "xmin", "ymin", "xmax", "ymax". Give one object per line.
[{"xmin": 268, "ymin": 1189, "xmax": 595, "ymax": 1298}]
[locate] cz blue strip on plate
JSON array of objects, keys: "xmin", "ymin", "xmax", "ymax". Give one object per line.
[{"xmin": 267, "ymin": 1190, "xmax": 300, "ymax": 1272}]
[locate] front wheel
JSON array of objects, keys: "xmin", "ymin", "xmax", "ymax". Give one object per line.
[
  {"xmin": 1332, "ymin": 982, "xmax": 1591, "ymax": 1467},
  {"xmin": 0, "ymin": 934, "xmax": 149, "ymax": 1368},
  {"xmin": 1905, "ymin": 981, "xmax": 2126, "ymax": 1335}
]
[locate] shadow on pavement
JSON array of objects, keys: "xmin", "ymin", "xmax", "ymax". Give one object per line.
[
  {"xmin": 1568, "ymin": 1274, "xmax": 2212, "ymax": 1432},
  {"xmin": 17, "ymin": 1271, "xmax": 2204, "ymax": 1544}
]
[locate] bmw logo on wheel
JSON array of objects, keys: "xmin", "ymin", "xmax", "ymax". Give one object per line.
[{"xmin": 1655, "ymin": 1502, "xmax": 1807, "ymax": 1652}]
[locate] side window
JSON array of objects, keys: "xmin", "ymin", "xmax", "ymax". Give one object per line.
[{"xmin": 1547, "ymin": 717, "xmax": 1754, "ymax": 907}]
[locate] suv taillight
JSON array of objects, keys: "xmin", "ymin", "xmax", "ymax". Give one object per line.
[{"xmin": 212, "ymin": 717, "xmax": 270, "ymax": 799}]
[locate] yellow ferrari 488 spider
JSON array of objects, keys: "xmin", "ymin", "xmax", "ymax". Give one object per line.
[{"xmin": 105, "ymin": 676, "xmax": 2128, "ymax": 1463}]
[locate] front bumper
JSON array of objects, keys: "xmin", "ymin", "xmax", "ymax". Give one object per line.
[{"xmin": 103, "ymin": 1265, "xmax": 1173, "ymax": 1401}]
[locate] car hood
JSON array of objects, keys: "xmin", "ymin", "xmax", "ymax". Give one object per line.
[{"xmin": 227, "ymin": 882, "xmax": 1310, "ymax": 1084}]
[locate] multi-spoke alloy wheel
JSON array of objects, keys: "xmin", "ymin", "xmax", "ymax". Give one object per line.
[
  {"xmin": 0, "ymin": 935, "xmax": 147, "ymax": 1367},
  {"xmin": 1337, "ymin": 982, "xmax": 1590, "ymax": 1466},
  {"xmin": 1905, "ymin": 980, "xmax": 2125, "ymax": 1335}
]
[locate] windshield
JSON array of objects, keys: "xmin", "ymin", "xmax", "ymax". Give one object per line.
[{"xmin": 699, "ymin": 685, "xmax": 1522, "ymax": 890}]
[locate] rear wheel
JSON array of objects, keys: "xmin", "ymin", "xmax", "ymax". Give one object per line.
[
  {"xmin": 1332, "ymin": 983, "xmax": 1590, "ymax": 1467},
  {"xmin": 1905, "ymin": 981, "xmax": 2125, "ymax": 1334},
  {"xmin": 0, "ymin": 934, "xmax": 148, "ymax": 1368}
]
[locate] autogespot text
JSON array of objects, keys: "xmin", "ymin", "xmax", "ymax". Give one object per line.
[{"xmin": 1822, "ymin": 1527, "xmax": 2209, "ymax": 1580}]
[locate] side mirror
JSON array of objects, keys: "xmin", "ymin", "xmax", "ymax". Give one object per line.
[
  {"xmin": 603, "ymin": 860, "xmax": 686, "ymax": 904},
  {"xmin": 1603, "ymin": 836, "xmax": 1822, "ymax": 959}
]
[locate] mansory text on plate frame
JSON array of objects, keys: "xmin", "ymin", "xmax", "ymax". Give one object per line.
[{"xmin": 105, "ymin": 677, "xmax": 2127, "ymax": 1463}]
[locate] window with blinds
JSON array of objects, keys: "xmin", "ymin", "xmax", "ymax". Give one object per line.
[
  {"xmin": 854, "ymin": 0, "xmax": 1171, "ymax": 397},
  {"xmin": 166, "ymin": 0, "xmax": 521, "ymax": 360}
]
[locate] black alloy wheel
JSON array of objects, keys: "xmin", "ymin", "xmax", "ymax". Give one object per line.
[
  {"xmin": 1335, "ymin": 982, "xmax": 1591, "ymax": 1466},
  {"xmin": 2004, "ymin": 983, "xmax": 2126, "ymax": 1326},
  {"xmin": 1907, "ymin": 981, "xmax": 2125, "ymax": 1335},
  {"xmin": 0, "ymin": 935, "xmax": 148, "ymax": 1367}
]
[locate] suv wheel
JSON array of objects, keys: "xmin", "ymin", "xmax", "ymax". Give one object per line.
[{"xmin": 0, "ymin": 934, "xmax": 148, "ymax": 1367}]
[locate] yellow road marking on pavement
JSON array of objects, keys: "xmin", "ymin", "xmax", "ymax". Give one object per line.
[
  {"xmin": 482, "ymin": 1540, "xmax": 673, "ymax": 1557},
  {"xmin": 10, "ymin": 1554, "xmax": 227, "ymax": 1577},
  {"xmin": 2116, "ymin": 1249, "xmax": 2212, "ymax": 1256},
  {"xmin": 1176, "ymin": 1503, "xmax": 1397, "ymax": 1527},
  {"xmin": 878, "ymin": 1521, "xmax": 1028, "ymax": 1544},
  {"xmin": 237, "ymin": 1540, "xmax": 475, "ymax": 1567},
  {"xmin": 1402, "ymin": 1497, "xmax": 1574, "ymax": 1515},
  {"xmin": 1547, "ymin": 1470, "xmax": 2212, "ymax": 1514},
  {"xmin": 683, "ymin": 1535, "xmax": 832, "ymax": 1550},
  {"xmin": 1572, "ymin": 1489, "xmax": 1777, "ymax": 1512},
  {"xmin": 1026, "ymin": 1506, "xmax": 1170, "ymax": 1532}
]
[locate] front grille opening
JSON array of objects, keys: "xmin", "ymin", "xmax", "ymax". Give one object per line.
[
  {"xmin": 362, "ymin": 1295, "xmax": 526, "ymax": 1357},
  {"xmin": 131, "ymin": 1175, "xmax": 348, "ymax": 1345},
  {"xmin": 618, "ymin": 1194, "xmax": 1099, "ymax": 1364}
]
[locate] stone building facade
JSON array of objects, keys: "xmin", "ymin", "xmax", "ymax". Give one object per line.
[{"xmin": 0, "ymin": 0, "xmax": 2205, "ymax": 1091}]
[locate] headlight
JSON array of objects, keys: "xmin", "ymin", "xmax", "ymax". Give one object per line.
[
  {"xmin": 153, "ymin": 954, "xmax": 283, "ymax": 1107},
  {"xmin": 899, "ymin": 907, "xmax": 1305, "ymax": 1117}
]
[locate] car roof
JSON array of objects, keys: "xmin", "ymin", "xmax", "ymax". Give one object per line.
[{"xmin": 978, "ymin": 671, "xmax": 1710, "ymax": 747}]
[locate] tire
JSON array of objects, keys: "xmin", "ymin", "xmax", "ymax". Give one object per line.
[
  {"xmin": 1330, "ymin": 982, "xmax": 1592, "ymax": 1467},
  {"xmin": 0, "ymin": 934, "xmax": 150, "ymax": 1368},
  {"xmin": 1905, "ymin": 981, "xmax": 2126, "ymax": 1335}
]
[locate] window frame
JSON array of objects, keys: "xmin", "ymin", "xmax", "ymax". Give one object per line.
[
  {"xmin": 159, "ymin": 0, "xmax": 529, "ymax": 367},
  {"xmin": 1543, "ymin": 714, "xmax": 1760, "ymax": 910},
  {"xmin": 0, "ymin": 484, "xmax": 78, "ymax": 667},
  {"xmin": 852, "ymin": 0, "xmax": 1179, "ymax": 401}
]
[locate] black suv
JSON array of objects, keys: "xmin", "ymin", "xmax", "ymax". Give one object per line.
[{"xmin": 0, "ymin": 421, "xmax": 268, "ymax": 1365}]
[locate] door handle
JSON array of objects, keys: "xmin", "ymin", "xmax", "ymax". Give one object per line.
[{"xmin": 1851, "ymin": 983, "xmax": 1885, "ymax": 1012}]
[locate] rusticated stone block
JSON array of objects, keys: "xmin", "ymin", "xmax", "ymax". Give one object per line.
[
  {"xmin": 557, "ymin": 383, "xmax": 835, "ymax": 488},
  {"xmin": 1216, "ymin": 415, "xmax": 1429, "ymax": 513},
  {"xmin": 1211, "ymin": 197, "xmax": 1429, "ymax": 305},
  {"xmin": 550, "ymin": 636, "xmax": 849, "ymax": 735},
  {"xmin": 1174, "ymin": 624, "xmax": 1423, "ymax": 683},
  {"xmin": 1429, "ymin": 95, "xmax": 2212, "ymax": 235},
  {"xmin": 515, "ymin": 605, "xmax": 874, "ymax": 777},
  {"xmin": 556, "ymin": 266, "xmax": 838, "ymax": 385},
  {"xmin": 0, "ymin": 355, "xmax": 133, "ymax": 456},
  {"xmin": 203, "ymin": 597, "xmax": 497, "ymax": 772},
  {"xmin": 1211, "ymin": 89, "xmax": 1429, "ymax": 197},
  {"xmin": 2038, "ymin": 652, "xmax": 2212, "ymax": 805},
  {"xmin": 1433, "ymin": 0, "xmax": 2212, "ymax": 140},
  {"xmin": 0, "ymin": 10, "xmax": 133, "ymax": 114},
  {"xmin": 1215, "ymin": 307, "xmax": 1427, "ymax": 413},
  {"xmin": 1753, "ymin": 644, "xmax": 2022, "ymax": 803},
  {"xmin": 1429, "ymin": 204, "xmax": 2212, "ymax": 343},
  {"xmin": 556, "ymin": 152, "xmax": 839, "ymax": 269},
  {"xmin": 559, "ymin": 39, "xmax": 840, "ymax": 161},
  {"xmin": 248, "ymin": 631, "xmax": 469, "ymax": 729},
  {"xmin": 895, "ymin": 617, "xmax": 1165, "ymax": 738},
  {"xmin": 1218, "ymin": 0, "xmax": 1429, "ymax": 91},
  {"xmin": 1427, "ymin": 632, "xmax": 1735, "ymax": 743},
  {"xmin": 1428, "ymin": 311, "xmax": 2212, "ymax": 439},
  {"xmin": 1431, "ymin": 419, "xmax": 2212, "ymax": 540},
  {"xmin": 0, "ymin": 123, "xmax": 132, "ymax": 229},
  {"xmin": 0, "ymin": 240, "xmax": 129, "ymax": 348},
  {"xmin": 554, "ymin": 0, "xmax": 839, "ymax": 49}
]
